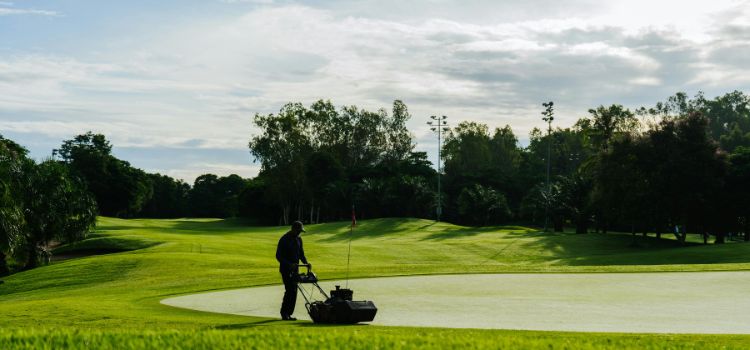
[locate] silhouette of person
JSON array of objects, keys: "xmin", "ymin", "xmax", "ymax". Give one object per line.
[{"xmin": 276, "ymin": 220, "xmax": 309, "ymax": 321}]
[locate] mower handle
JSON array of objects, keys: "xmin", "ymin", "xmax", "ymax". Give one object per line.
[{"xmin": 292, "ymin": 263, "xmax": 312, "ymax": 272}]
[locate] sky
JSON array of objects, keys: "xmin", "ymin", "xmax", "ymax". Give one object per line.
[{"xmin": 1, "ymin": 0, "xmax": 749, "ymax": 183}]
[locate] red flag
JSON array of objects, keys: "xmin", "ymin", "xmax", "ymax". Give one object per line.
[{"xmin": 351, "ymin": 206, "xmax": 356, "ymax": 227}]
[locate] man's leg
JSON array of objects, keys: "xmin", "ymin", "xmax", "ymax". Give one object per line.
[{"xmin": 280, "ymin": 271, "xmax": 298, "ymax": 319}]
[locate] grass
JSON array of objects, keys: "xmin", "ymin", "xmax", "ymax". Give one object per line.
[
  {"xmin": 1, "ymin": 217, "xmax": 750, "ymax": 349},
  {"xmin": 4, "ymin": 328, "xmax": 750, "ymax": 350}
]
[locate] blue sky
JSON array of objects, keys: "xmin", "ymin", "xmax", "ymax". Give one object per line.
[{"xmin": 2, "ymin": 0, "xmax": 749, "ymax": 183}]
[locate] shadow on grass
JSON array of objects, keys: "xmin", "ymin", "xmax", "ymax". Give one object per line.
[
  {"xmin": 52, "ymin": 236, "xmax": 159, "ymax": 257},
  {"xmin": 316, "ymin": 219, "xmax": 540, "ymax": 243},
  {"xmin": 513, "ymin": 230, "xmax": 750, "ymax": 266},
  {"xmin": 294, "ymin": 321, "xmax": 372, "ymax": 329},
  {"xmin": 95, "ymin": 226, "xmax": 146, "ymax": 232},
  {"xmin": 213, "ymin": 319, "xmax": 283, "ymax": 329},
  {"xmin": 212, "ymin": 319, "xmax": 369, "ymax": 330},
  {"xmin": 420, "ymin": 225, "xmax": 539, "ymax": 241},
  {"xmin": 167, "ymin": 218, "xmax": 259, "ymax": 233},
  {"xmin": 97, "ymin": 218, "xmax": 267, "ymax": 235},
  {"xmin": 317, "ymin": 219, "xmax": 436, "ymax": 242}
]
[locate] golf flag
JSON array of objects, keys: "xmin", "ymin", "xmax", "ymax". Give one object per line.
[{"xmin": 351, "ymin": 205, "xmax": 356, "ymax": 227}]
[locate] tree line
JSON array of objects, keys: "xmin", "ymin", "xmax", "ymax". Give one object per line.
[
  {"xmin": 0, "ymin": 132, "xmax": 250, "ymax": 273},
  {"xmin": 2, "ymin": 90, "xmax": 749, "ymax": 274},
  {"xmin": 438, "ymin": 92, "xmax": 749, "ymax": 242},
  {"xmin": 248, "ymin": 91, "xmax": 750, "ymax": 242}
]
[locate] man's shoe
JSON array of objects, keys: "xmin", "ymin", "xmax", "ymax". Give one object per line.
[{"xmin": 281, "ymin": 316, "xmax": 297, "ymax": 321}]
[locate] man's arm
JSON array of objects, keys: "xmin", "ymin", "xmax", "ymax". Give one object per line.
[{"xmin": 299, "ymin": 237, "xmax": 309, "ymax": 265}]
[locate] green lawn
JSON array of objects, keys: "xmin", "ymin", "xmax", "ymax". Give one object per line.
[{"xmin": 1, "ymin": 217, "xmax": 750, "ymax": 349}]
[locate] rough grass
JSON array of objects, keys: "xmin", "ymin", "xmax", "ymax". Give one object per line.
[
  {"xmin": 3, "ymin": 328, "xmax": 750, "ymax": 350},
  {"xmin": 2, "ymin": 217, "xmax": 750, "ymax": 348}
]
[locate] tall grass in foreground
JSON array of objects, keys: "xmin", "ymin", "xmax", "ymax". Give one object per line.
[{"xmin": 2, "ymin": 328, "xmax": 750, "ymax": 350}]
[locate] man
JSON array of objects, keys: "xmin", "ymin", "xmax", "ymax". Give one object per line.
[{"xmin": 275, "ymin": 220, "xmax": 309, "ymax": 321}]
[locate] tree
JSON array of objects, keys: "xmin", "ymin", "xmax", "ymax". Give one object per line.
[
  {"xmin": 593, "ymin": 112, "xmax": 728, "ymax": 242},
  {"xmin": 442, "ymin": 121, "xmax": 494, "ymax": 222},
  {"xmin": 698, "ymin": 91, "xmax": 750, "ymax": 149},
  {"xmin": 594, "ymin": 134, "xmax": 651, "ymax": 236},
  {"xmin": 305, "ymin": 151, "xmax": 344, "ymax": 223},
  {"xmin": 726, "ymin": 147, "xmax": 750, "ymax": 241},
  {"xmin": 21, "ymin": 160, "xmax": 97, "ymax": 269},
  {"xmin": 639, "ymin": 91, "xmax": 750, "ymax": 152},
  {"xmin": 189, "ymin": 174, "xmax": 247, "ymax": 218},
  {"xmin": 520, "ymin": 124, "xmax": 595, "ymax": 231},
  {"xmin": 579, "ymin": 104, "xmax": 639, "ymax": 152},
  {"xmin": 189, "ymin": 174, "xmax": 221, "ymax": 218},
  {"xmin": 457, "ymin": 184, "xmax": 511, "ymax": 226},
  {"xmin": 238, "ymin": 177, "xmax": 277, "ymax": 224},
  {"xmin": 0, "ymin": 136, "xmax": 29, "ymax": 275},
  {"xmin": 557, "ymin": 174, "xmax": 594, "ymax": 233},
  {"xmin": 54, "ymin": 132, "xmax": 152, "ymax": 217},
  {"xmin": 139, "ymin": 174, "xmax": 190, "ymax": 218},
  {"xmin": 652, "ymin": 113, "xmax": 727, "ymax": 242},
  {"xmin": 719, "ymin": 123, "xmax": 750, "ymax": 153},
  {"xmin": 249, "ymin": 100, "xmax": 421, "ymax": 224},
  {"xmin": 443, "ymin": 122, "xmax": 493, "ymax": 184},
  {"xmin": 106, "ymin": 159, "xmax": 153, "ymax": 217},
  {"xmin": 250, "ymin": 103, "xmax": 311, "ymax": 224},
  {"xmin": 216, "ymin": 174, "xmax": 248, "ymax": 218}
]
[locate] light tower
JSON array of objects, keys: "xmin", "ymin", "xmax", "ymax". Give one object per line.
[
  {"xmin": 541, "ymin": 101, "xmax": 554, "ymax": 232},
  {"xmin": 427, "ymin": 115, "xmax": 450, "ymax": 221}
]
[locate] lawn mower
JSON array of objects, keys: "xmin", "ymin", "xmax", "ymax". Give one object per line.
[{"xmin": 295, "ymin": 264, "xmax": 377, "ymax": 324}]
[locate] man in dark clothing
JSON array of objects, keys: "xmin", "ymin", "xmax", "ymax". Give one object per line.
[{"xmin": 276, "ymin": 220, "xmax": 309, "ymax": 321}]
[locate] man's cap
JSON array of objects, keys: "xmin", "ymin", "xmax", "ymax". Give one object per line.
[{"xmin": 292, "ymin": 221, "xmax": 305, "ymax": 232}]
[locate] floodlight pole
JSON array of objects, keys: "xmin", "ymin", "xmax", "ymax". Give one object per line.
[
  {"xmin": 428, "ymin": 115, "xmax": 450, "ymax": 222},
  {"xmin": 541, "ymin": 102, "xmax": 554, "ymax": 232}
]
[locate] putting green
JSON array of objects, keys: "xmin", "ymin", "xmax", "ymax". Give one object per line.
[{"xmin": 162, "ymin": 271, "xmax": 750, "ymax": 334}]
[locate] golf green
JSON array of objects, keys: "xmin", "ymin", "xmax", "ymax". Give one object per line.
[{"xmin": 162, "ymin": 271, "xmax": 750, "ymax": 334}]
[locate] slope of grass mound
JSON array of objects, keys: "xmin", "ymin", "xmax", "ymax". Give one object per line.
[{"xmin": 52, "ymin": 235, "xmax": 159, "ymax": 259}]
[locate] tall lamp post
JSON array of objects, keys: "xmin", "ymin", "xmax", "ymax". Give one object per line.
[
  {"xmin": 427, "ymin": 115, "xmax": 450, "ymax": 221},
  {"xmin": 541, "ymin": 101, "xmax": 554, "ymax": 232}
]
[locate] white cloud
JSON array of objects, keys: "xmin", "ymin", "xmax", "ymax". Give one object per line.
[
  {"xmin": 220, "ymin": 0, "xmax": 273, "ymax": 3},
  {"xmin": 2, "ymin": 1, "xmax": 749, "ymax": 179},
  {"xmin": 163, "ymin": 163, "xmax": 261, "ymax": 183},
  {"xmin": 629, "ymin": 77, "xmax": 661, "ymax": 86},
  {"xmin": 459, "ymin": 39, "xmax": 554, "ymax": 53},
  {"xmin": 0, "ymin": 4, "xmax": 58, "ymax": 16}
]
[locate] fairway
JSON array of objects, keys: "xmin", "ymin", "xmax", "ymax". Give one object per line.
[
  {"xmin": 162, "ymin": 271, "xmax": 750, "ymax": 334},
  {"xmin": 4, "ymin": 217, "xmax": 750, "ymax": 349}
]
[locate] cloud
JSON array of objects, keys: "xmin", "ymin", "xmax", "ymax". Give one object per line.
[
  {"xmin": 0, "ymin": 4, "xmax": 58, "ymax": 16},
  {"xmin": 162, "ymin": 163, "xmax": 261, "ymax": 183},
  {"xmin": 2, "ymin": 1, "xmax": 749, "ymax": 179},
  {"xmin": 220, "ymin": 0, "xmax": 273, "ymax": 3}
]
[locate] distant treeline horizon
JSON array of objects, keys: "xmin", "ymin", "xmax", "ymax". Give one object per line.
[{"xmin": 3, "ymin": 90, "xmax": 750, "ymax": 271}]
